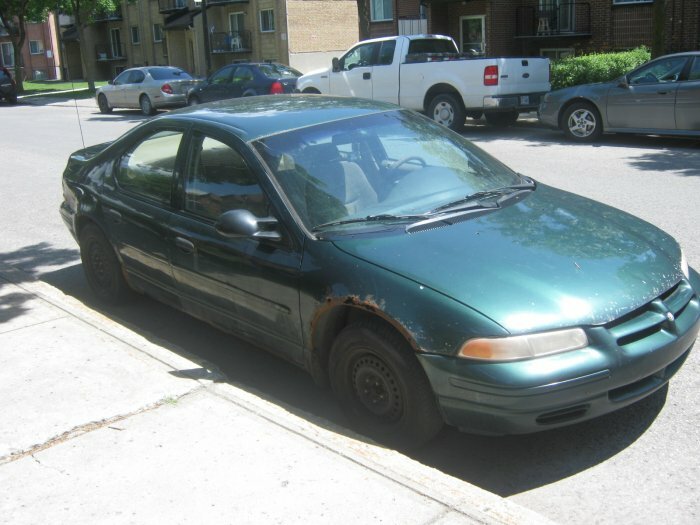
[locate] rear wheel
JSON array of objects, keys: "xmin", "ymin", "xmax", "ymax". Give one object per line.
[
  {"xmin": 428, "ymin": 93, "xmax": 466, "ymax": 132},
  {"xmin": 485, "ymin": 111, "xmax": 519, "ymax": 127},
  {"xmin": 79, "ymin": 224, "xmax": 131, "ymax": 304},
  {"xmin": 97, "ymin": 94, "xmax": 112, "ymax": 114},
  {"xmin": 329, "ymin": 321, "xmax": 443, "ymax": 448},
  {"xmin": 562, "ymin": 102, "xmax": 603, "ymax": 142},
  {"xmin": 140, "ymin": 94, "xmax": 155, "ymax": 116}
]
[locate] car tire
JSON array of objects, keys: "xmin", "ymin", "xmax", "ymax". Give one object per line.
[
  {"xmin": 97, "ymin": 94, "xmax": 112, "ymax": 114},
  {"xmin": 188, "ymin": 95, "xmax": 200, "ymax": 106},
  {"xmin": 428, "ymin": 94, "xmax": 466, "ymax": 132},
  {"xmin": 484, "ymin": 111, "xmax": 519, "ymax": 127},
  {"xmin": 561, "ymin": 101, "xmax": 603, "ymax": 142},
  {"xmin": 79, "ymin": 224, "xmax": 131, "ymax": 305},
  {"xmin": 329, "ymin": 320, "xmax": 443, "ymax": 449},
  {"xmin": 140, "ymin": 94, "xmax": 155, "ymax": 116}
]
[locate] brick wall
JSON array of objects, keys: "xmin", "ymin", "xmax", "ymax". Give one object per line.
[{"xmin": 287, "ymin": 0, "xmax": 359, "ymax": 53}]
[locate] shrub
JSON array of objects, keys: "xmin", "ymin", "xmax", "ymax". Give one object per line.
[{"xmin": 550, "ymin": 47, "xmax": 651, "ymax": 90}]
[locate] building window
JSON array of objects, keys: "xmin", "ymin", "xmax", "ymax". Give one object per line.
[
  {"xmin": 153, "ymin": 23, "xmax": 163, "ymax": 43},
  {"xmin": 612, "ymin": 0, "xmax": 653, "ymax": 4},
  {"xmin": 460, "ymin": 16, "xmax": 485, "ymax": 56},
  {"xmin": 540, "ymin": 48, "xmax": 574, "ymax": 60},
  {"xmin": 29, "ymin": 40, "xmax": 44, "ymax": 55},
  {"xmin": 259, "ymin": 9, "xmax": 275, "ymax": 32},
  {"xmin": 371, "ymin": 0, "xmax": 393, "ymax": 22},
  {"xmin": 131, "ymin": 26, "xmax": 140, "ymax": 45},
  {"xmin": 0, "ymin": 42, "xmax": 14, "ymax": 67}
]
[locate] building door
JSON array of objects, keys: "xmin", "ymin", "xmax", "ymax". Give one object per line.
[
  {"xmin": 110, "ymin": 28, "xmax": 122, "ymax": 58},
  {"xmin": 460, "ymin": 16, "xmax": 485, "ymax": 56}
]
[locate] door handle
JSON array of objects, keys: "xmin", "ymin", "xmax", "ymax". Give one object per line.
[
  {"xmin": 363, "ymin": 72, "xmax": 371, "ymax": 80},
  {"xmin": 105, "ymin": 208, "xmax": 122, "ymax": 224},
  {"xmin": 175, "ymin": 237, "xmax": 195, "ymax": 254}
]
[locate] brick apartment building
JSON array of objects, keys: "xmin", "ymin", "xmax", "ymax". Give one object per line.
[
  {"xmin": 0, "ymin": 15, "xmax": 62, "ymax": 81},
  {"xmin": 361, "ymin": 0, "xmax": 700, "ymax": 58},
  {"xmin": 58, "ymin": 0, "xmax": 358, "ymax": 81}
]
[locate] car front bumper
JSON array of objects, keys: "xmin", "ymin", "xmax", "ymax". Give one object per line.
[
  {"xmin": 537, "ymin": 96, "xmax": 561, "ymax": 129},
  {"xmin": 418, "ymin": 274, "xmax": 700, "ymax": 435}
]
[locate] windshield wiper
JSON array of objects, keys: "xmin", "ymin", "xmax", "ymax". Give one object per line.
[
  {"xmin": 312, "ymin": 213, "xmax": 425, "ymax": 232},
  {"xmin": 429, "ymin": 181, "xmax": 535, "ymax": 214}
]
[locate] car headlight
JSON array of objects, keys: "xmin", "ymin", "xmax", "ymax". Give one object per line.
[
  {"xmin": 681, "ymin": 249, "xmax": 689, "ymax": 280},
  {"xmin": 458, "ymin": 328, "xmax": 588, "ymax": 361}
]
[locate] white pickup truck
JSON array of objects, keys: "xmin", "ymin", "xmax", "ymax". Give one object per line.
[{"xmin": 296, "ymin": 34, "xmax": 550, "ymax": 130}]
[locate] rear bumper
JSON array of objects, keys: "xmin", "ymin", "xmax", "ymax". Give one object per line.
[
  {"xmin": 418, "ymin": 280, "xmax": 700, "ymax": 435},
  {"xmin": 152, "ymin": 93, "xmax": 187, "ymax": 109},
  {"xmin": 482, "ymin": 92, "xmax": 545, "ymax": 112}
]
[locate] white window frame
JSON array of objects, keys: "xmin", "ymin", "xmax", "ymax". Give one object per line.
[
  {"xmin": 153, "ymin": 23, "xmax": 163, "ymax": 43},
  {"xmin": 460, "ymin": 15, "xmax": 486, "ymax": 56},
  {"xmin": 259, "ymin": 9, "xmax": 275, "ymax": 33},
  {"xmin": 131, "ymin": 26, "xmax": 140, "ymax": 45},
  {"xmin": 1, "ymin": 42, "xmax": 14, "ymax": 67},
  {"xmin": 29, "ymin": 40, "xmax": 44, "ymax": 55},
  {"xmin": 370, "ymin": 0, "xmax": 393, "ymax": 22}
]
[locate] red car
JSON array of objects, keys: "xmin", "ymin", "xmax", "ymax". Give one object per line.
[{"xmin": 0, "ymin": 66, "xmax": 18, "ymax": 105}]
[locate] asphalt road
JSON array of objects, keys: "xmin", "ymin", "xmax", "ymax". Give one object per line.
[{"xmin": 2, "ymin": 98, "xmax": 699, "ymax": 524}]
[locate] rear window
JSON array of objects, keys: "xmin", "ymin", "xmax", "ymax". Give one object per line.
[
  {"xmin": 407, "ymin": 39, "xmax": 458, "ymax": 55},
  {"xmin": 148, "ymin": 67, "xmax": 192, "ymax": 80},
  {"xmin": 257, "ymin": 64, "xmax": 301, "ymax": 79}
]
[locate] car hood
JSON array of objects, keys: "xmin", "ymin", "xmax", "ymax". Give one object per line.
[{"xmin": 332, "ymin": 184, "xmax": 683, "ymax": 334}]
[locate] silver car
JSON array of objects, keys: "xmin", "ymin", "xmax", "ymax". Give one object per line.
[
  {"xmin": 96, "ymin": 66, "xmax": 201, "ymax": 116},
  {"xmin": 539, "ymin": 52, "xmax": 700, "ymax": 142}
]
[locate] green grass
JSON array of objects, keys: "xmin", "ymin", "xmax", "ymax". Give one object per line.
[{"xmin": 20, "ymin": 80, "xmax": 108, "ymax": 97}]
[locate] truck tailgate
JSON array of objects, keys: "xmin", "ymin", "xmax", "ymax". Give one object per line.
[{"xmin": 495, "ymin": 57, "xmax": 550, "ymax": 95}]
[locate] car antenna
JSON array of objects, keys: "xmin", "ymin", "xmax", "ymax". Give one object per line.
[{"xmin": 71, "ymin": 78, "xmax": 86, "ymax": 149}]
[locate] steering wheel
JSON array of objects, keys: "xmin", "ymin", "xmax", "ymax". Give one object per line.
[{"xmin": 390, "ymin": 156, "xmax": 427, "ymax": 170}]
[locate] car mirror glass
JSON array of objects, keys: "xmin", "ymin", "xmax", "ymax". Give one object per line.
[
  {"xmin": 332, "ymin": 57, "xmax": 340, "ymax": 73},
  {"xmin": 617, "ymin": 76, "xmax": 629, "ymax": 88}
]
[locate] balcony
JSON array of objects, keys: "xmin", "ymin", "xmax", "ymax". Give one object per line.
[
  {"xmin": 210, "ymin": 31, "xmax": 252, "ymax": 54},
  {"xmin": 515, "ymin": 2, "xmax": 591, "ymax": 39},
  {"xmin": 159, "ymin": 0, "xmax": 188, "ymax": 13},
  {"xmin": 96, "ymin": 44, "xmax": 127, "ymax": 61},
  {"xmin": 92, "ymin": 8, "xmax": 123, "ymax": 23}
]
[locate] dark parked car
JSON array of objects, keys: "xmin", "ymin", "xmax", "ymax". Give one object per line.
[
  {"xmin": 187, "ymin": 62, "xmax": 301, "ymax": 105},
  {"xmin": 0, "ymin": 66, "xmax": 18, "ymax": 105},
  {"xmin": 60, "ymin": 96, "xmax": 700, "ymax": 447},
  {"xmin": 539, "ymin": 52, "xmax": 700, "ymax": 141}
]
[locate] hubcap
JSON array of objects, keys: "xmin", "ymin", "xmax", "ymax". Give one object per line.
[
  {"xmin": 352, "ymin": 355, "xmax": 402, "ymax": 422},
  {"xmin": 433, "ymin": 102, "xmax": 454, "ymax": 126},
  {"xmin": 568, "ymin": 109, "xmax": 596, "ymax": 137}
]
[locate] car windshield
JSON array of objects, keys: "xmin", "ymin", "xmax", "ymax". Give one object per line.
[
  {"xmin": 148, "ymin": 67, "xmax": 192, "ymax": 80},
  {"xmin": 254, "ymin": 110, "xmax": 521, "ymax": 232},
  {"xmin": 257, "ymin": 63, "xmax": 302, "ymax": 79}
]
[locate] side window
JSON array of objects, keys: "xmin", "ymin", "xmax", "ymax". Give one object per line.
[
  {"xmin": 688, "ymin": 57, "xmax": 700, "ymax": 81},
  {"xmin": 232, "ymin": 66, "xmax": 254, "ymax": 84},
  {"xmin": 629, "ymin": 57, "xmax": 687, "ymax": 85},
  {"xmin": 128, "ymin": 70, "xmax": 145, "ymax": 84},
  {"xmin": 113, "ymin": 70, "xmax": 130, "ymax": 85},
  {"xmin": 210, "ymin": 66, "xmax": 233, "ymax": 85},
  {"xmin": 185, "ymin": 135, "xmax": 267, "ymax": 221},
  {"xmin": 377, "ymin": 41, "xmax": 396, "ymax": 66},
  {"xmin": 341, "ymin": 43, "xmax": 377, "ymax": 71},
  {"xmin": 117, "ymin": 130, "xmax": 183, "ymax": 204}
]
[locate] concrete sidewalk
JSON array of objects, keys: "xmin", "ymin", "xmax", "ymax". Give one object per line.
[{"xmin": 0, "ymin": 262, "xmax": 554, "ymax": 524}]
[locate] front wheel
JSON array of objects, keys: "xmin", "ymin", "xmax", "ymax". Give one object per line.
[
  {"xmin": 140, "ymin": 94, "xmax": 155, "ymax": 116},
  {"xmin": 329, "ymin": 321, "xmax": 443, "ymax": 448},
  {"xmin": 79, "ymin": 224, "xmax": 131, "ymax": 304},
  {"xmin": 428, "ymin": 94, "xmax": 466, "ymax": 132},
  {"xmin": 562, "ymin": 102, "xmax": 603, "ymax": 142},
  {"xmin": 97, "ymin": 94, "xmax": 112, "ymax": 114}
]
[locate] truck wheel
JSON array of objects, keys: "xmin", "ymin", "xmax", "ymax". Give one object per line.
[
  {"xmin": 485, "ymin": 111, "xmax": 519, "ymax": 127},
  {"xmin": 329, "ymin": 320, "xmax": 443, "ymax": 449},
  {"xmin": 428, "ymin": 94, "xmax": 466, "ymax": 132},
  {"xmin": 562, "ymin": 102, "xmax": 603, "ymax": 142}
]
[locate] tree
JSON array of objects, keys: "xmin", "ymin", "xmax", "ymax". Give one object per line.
[
  {"xmin": 0, "ymin": 0, "xmax": 53, "ymax": 92},
  {"xmin": 651, "ymin": 0, "xmax": 665, "ymax": 58},
  {"xmin": 61, "ymin": 0, "xmax": 122, "ymax": 90},
  {"xmin": 356, "ymin": 0, "xmax": 370, "ymax": 40}
]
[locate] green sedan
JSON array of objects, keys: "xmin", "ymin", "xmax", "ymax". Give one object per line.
[{"xmin": 60, "ymin": 95, "xmax": 700, "ymax": 447}]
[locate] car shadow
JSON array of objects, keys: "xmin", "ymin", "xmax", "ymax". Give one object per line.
[{"xmin": 3, "ymin": 242, "xmax": 669, "ymax": 497}]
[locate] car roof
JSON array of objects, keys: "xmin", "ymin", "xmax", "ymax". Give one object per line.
[{"xmin": 157, "ymin": 95, "xmax": 400, "ymax": 142}]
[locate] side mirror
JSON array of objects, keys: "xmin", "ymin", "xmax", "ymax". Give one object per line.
[
  {"xmin": 108, "ymin": 80, "xmax": 114, "ymax": 85},
  {"xmin": 215, "ymin": 209, "xmax": 281, "ymax": 242},
  {"xmin": 617, "ymin": 76, "xmax": 629, "ymax": 88},
  {"xmin": 332, "ymin": 57, "xmax": 340, "ymax": 73}
]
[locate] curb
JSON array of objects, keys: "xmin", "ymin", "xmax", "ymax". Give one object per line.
[{"xmin": 0, "ymin": 262, "xmax": 555, "ymax": 525}]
